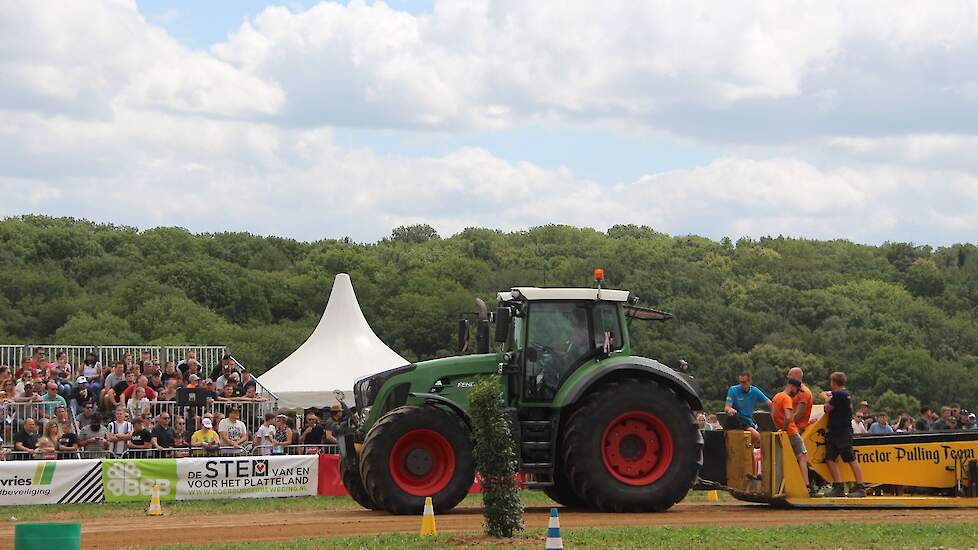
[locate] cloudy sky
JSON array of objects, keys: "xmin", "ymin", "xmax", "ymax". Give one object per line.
[{"xmin": 3, "ymin": 1, "xmax": 978, "ymax": 245}]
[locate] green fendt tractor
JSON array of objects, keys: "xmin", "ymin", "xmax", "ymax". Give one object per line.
[{"xmin": 338, "ymin": 278, "xmax": 703, "ymax": 515}]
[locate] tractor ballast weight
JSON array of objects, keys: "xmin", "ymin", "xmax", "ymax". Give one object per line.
[{"xmin": 342, "ymin": 284, "xmax": 704, "ymax": 514}]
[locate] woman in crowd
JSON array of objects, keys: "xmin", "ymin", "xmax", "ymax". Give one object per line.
[
  {"xmin": 49, "ymin": 352, "xmax": 73, "ymax": 397},
  {"xmin": 35, "ymin": 420, "xmax": 60, "ymax": 458},
  {"xmin": 80, "ymin": 352, "xmax": 102, "ymax": 395},
  {"xmin": 895, "ymin": 416, "xmax": 914, "ymax": 433},
  {"xmin": 127, "ymin": 386, "xmax": 151, "ymax": 419}
]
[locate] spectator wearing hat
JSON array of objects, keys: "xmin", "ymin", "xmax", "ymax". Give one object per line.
[
  {"xmin": 186, "ymin": 374, "xmax": 201, "ymax": 389},
  {"xmin": 191, "ymin": 417, "xmax": 221, "ymax": 455},
  {"xmin": 965, "ymin": 413, "xmax": 978, "ymax": 430},
  {"xmin": 71, "ymin": 375, "xmax": 96, "ymax": 416},
  {"xmin": 219, "ymin": 407, "xmax": 249, "ymax": 453}
]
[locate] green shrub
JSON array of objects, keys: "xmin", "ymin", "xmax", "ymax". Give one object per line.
[{"xmin": 470, "ymin": 376, "xmax": 523, "ymax": 537}]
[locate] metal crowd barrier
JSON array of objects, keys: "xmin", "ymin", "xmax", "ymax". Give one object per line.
[
  {"xmin": 228, "ymin": 355, "xmax": 278, "ymax": 402},
  {"xmin": 26, "ymin": 345, "xmax": 91, "ymax": 373},
  {"xmin": 165, "ymin": 346, "xmax": 227, "ymax": 371},
  {"xmin": 5, "ymin": 444, "xmax": 340, "ymax": 461},
  {"xmin": 98, "ymin": 345, "xmax": 162, "ymax": 367},
  {"xmin": 0, "ymin": 345, "xmax": 24, "ymax": 370}
]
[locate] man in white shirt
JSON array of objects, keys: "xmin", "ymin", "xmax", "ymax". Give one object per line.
[
  {"xmin": 106, "ymin": 406, "xmax": 133, "ymax": 456},
  {"xmin": 252, "ymin": 412, "xmax": 276, "ymax": 455},
  {"xmin": 218, "ymin": 407, "xmax": 249, "ymax": 453}
]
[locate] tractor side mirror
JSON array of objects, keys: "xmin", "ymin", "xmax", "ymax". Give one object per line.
[
  {"xmin": 457, "ymin": 318, "xmax": 470, "ymax": 352},
  {"xmin": 494, "ymin": 306, "xmax": 512, "ymax": 342}
]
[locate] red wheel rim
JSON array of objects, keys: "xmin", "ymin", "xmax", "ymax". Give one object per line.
[
  {"xmin": 389, "ymin": 429, "xmax": 456, "ymax": 496},
  {"xmin": 601, "ymin": 411, "xmax": 674, "ymax": 486}
]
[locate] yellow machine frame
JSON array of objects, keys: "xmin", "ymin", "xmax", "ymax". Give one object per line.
[{"xmin": 722, "ymin": 415, "xmax": 978, "ymax": 507}]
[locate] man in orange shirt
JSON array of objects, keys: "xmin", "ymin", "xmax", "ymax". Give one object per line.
[
  {"xmin": 788, "ymin": 367, "xmax": 813, "ymax": 432},
  {"xmin": 771, "ymin": 379, "xmax": 813, "ymax": 494}
]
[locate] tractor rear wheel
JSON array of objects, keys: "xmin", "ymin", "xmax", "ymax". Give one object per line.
[
  {"xmin": 360, "ymin": 405, "xmax": 475, "ymax": 515},
  {"xmin": 340, "ymin": 454, "xmax": 378, "ymax": 510},
  {"xmin": 561, "ymin": 377, "xmax": 702, "ymax": 512}
]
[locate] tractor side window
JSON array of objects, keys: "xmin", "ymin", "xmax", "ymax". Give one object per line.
[
  {"xmin": 524, "ymin": 302, "xmax": 592, "ymax": 401},
  {"xmin": 593, "ymin": 303, "xmax": 622, "ymax": 353}
]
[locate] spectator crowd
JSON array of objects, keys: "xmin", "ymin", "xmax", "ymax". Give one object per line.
[{"xmin": 0, "ymin": 347, "xmax": 343, "ymax": 460}]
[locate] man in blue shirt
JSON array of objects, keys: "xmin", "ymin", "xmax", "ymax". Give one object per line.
[
  {"xmin": 725, "ymin": 372, "xmax": 771, "ymax": 447},
  {"xmin": 869, "ymin": 412, "xmax": 894, "ymax": 434}
]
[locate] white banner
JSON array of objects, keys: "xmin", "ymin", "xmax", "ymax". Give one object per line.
[
  {"xmin": 176, "ymin": 455, "xmax": 318, "ymax": 500},
  {"xmin": 0, "ymin": 459, "xmax": 103, "ymax": 505}
]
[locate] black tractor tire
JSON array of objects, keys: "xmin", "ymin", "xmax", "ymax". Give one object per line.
[
  {"xmin": 360, "ymin": 405, "xmax": 475, "ymax": 515},
  {"xmin": 561, "ymin": 377, "xmax": 702, "ymax": 512},
  {"xmin": 340, "ymin": 454, "xmax": 378, "ymax": 510},
  {"xmin": 543, "ymin": 465, "xmax": 587, "ymax": 508}
]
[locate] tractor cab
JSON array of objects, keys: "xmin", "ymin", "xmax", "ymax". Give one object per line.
[{"xmin": 495, "ymin": 287, "xmax": 638, "ymax": 403}]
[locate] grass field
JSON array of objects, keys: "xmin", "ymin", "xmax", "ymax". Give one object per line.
[{"xmin": 144, "ymin": 522, "xmax": 978, "ymax": 549}]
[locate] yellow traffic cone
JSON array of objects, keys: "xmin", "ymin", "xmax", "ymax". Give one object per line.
[
  {"xmin": 146, "ymin": 483, "xmax": 163, "ymax": 516},
  {"xmin": 419, "ymin": 496, "xmax": 437, "ymax": 536},
  {"xmin": 707, "ymin": 490, "xmax": 720, "ymax": 502}
]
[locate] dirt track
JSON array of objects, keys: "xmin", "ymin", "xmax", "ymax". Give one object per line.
[{"xmin": 5, "ymin": 503, "xmax": 978, "ymax": 549}]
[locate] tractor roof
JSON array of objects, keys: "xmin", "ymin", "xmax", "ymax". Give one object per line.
[{"xmin": 497, "ymin": 287, "xmax": 631, "ymax": 303}]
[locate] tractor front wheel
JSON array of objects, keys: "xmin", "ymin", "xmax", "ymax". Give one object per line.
[
  {"xmin": 360, "ymin": 405, "xmax": 475, "ymax": 515},
  {"xmin": 561, "ymin": 377, "xmax": 702, "ymax": 512},
  {"xmin": 340, "ymin": 453, "xmax": 378, "ymax": 510}
]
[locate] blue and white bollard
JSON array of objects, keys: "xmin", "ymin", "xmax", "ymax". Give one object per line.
[{"xmin": 545, "ymin": 507, "xmax": 564, "ymax": 550}]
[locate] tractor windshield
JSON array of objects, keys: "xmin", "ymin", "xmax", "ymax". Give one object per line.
[{"xmin": 523, "ymin": 301, "xmax": 621, "ymax": 401}]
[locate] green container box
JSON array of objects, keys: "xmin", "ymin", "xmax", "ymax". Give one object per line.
[{"xmin": 14, "ymin": 522, "xmax": 81, "ymax": 550}]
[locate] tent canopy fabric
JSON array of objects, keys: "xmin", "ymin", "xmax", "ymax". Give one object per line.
[{"xmin": 257, "ymin": 273, "xmax": 410, "ymax": 409}]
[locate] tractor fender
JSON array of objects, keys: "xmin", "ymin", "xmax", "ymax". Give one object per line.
[
  {"xmin": 409, "ymin": 392, "xmax": 472, "ymax": 429},
  {"xmin": 558, "ymin": 359, "xmax": 702, "ymax": 411}
]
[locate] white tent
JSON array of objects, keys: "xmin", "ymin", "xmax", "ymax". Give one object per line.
[{"xmin": 258, "ymin": 273, "xmax": 410, "ymax": 409}]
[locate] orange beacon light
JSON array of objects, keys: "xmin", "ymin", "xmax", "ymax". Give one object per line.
[{"xmin": 593, "ymin": 268, "xmax": 605, "ymax": 282}]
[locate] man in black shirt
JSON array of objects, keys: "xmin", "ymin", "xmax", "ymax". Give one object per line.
[
  {"xmin": 128, "ymin": 417, "xmax": 153, "ymax": 454},
  {"xmin": 151, "ymin": 412, "xmax": 176, "ymax": 450},
  {"xmin": 820, "ymin": 371, "xmax": 865, "ymax": 498},
  {"xmin": 14, "ymin": 418, "xmax": 39, "ymax": 458},
  {"xmin": 299, "ymin": 412, "xmax": 325, "ymax": 445},
  {"xmin": 915, "ymin": 407, "xmax": 935, "ymax": 432}
]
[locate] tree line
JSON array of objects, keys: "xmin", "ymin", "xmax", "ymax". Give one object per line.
[{"xmin": 1, "ymin": 216, "xmax": 976, "ymax": 412}]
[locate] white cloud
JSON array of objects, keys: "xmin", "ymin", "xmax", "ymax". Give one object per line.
[{"xmin": 2, "ymin": 1, "xmax": 978, "ymax": 246}]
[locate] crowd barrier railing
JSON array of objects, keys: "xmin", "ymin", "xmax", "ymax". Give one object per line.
[
  {"xmin": 0, "ymin": 345, "xmax": 24, "ymax": 371},
  {"xmin": 165, "ymin": 346, "xmax": 227, "ymax": 372},
  {"xmin": 5, "ymin": 444, "xmax": 340, "ymax": 461},
  {"xmin": 99, "ymin": 345, "xmax": 162, "ymax": 367}
]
